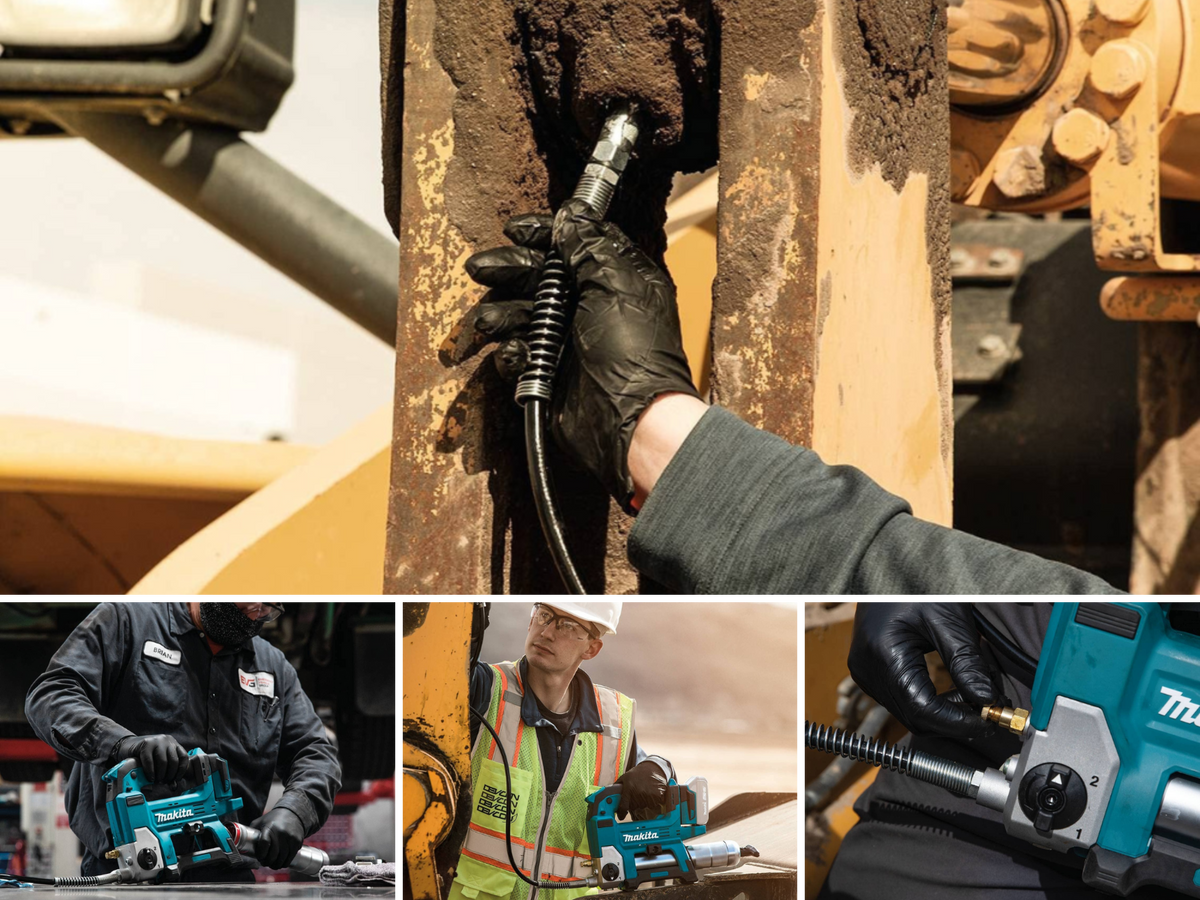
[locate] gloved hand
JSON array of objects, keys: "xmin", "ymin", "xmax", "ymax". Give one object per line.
[
  {"xmin": 464, "ymin": 198, "xmax": 701, "ymax": 511},
  {"xmin": 249, "ymin": 807, "xmax": 306, "ymax": 870},
  {"xmin": 848, "ymin": 603, "xmax": 1007, "ymax": 740},
  {"xmin": 112, "ymin": 734, "xmax": 190, "ymax": 784},
  {"xmin": 614, "ymin": 760, "xmax": 669, "ymax": 821}
]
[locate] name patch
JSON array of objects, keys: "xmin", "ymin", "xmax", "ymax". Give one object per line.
[
  {"xmin": 142, "ymin": 641, "xmax": 182, "ymax": 666},
  {"xmin": 238, "ymin": 668, "xmax": 275, "ymax": 698}
]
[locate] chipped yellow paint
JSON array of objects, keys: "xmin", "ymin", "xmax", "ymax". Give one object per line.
[
  {"xmin": 810, "ymin": 7, "xmax": 952, "ymax": 525},
  {"xmin": 406, "ymin": 124, "xmax": 471, "ymax": 325},
  {"xmin": 723, "ymin": 162, "xmax": 774, "ymax": 205},
  {"xmin": 744, "ymin": 69, "xmax": 772, "ymax": 101}
]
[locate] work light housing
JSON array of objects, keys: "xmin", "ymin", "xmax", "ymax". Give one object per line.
[{"xmin": 0, "ymin": 0, "xmax": 294, "ymax": 135}]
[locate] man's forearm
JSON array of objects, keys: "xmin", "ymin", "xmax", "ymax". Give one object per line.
[
  {"xmin": 628, "ymin": 406, "xmax": 1124, "ymax": 595},
  {"xmin": 628, "ymin": 393, "xmax": 708, "ymax": 509}
]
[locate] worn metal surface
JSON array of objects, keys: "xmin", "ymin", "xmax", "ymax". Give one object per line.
[
  {"xmin": 1132, "ymin": 324, "xmax": 1200, "ymax": 593},
  {"xmin": 386, "ymin": 0, "xmax": 677, "ymax": 593},
  {"xmin": 709, "ymin": 0, "xmax": 820, "ymax": 445},
  {"xmin": 1101, "ymin": 276, "xmax": 1200, "ymax": 321},
  {"xmin": 949, "ymin": 0, "xmax": 1200, "ymax": 276},
  {"xmin": 401, "ymin": 602, "xmax": 472, "ymax": 896},
  {"xmin": 719, "ymin": 0, "xmax": 953, "ymax": 525}
]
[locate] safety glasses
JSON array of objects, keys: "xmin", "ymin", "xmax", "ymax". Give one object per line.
[{"xmin": 529, "ymin": 604, "xmax": 597, "ymax": 641}]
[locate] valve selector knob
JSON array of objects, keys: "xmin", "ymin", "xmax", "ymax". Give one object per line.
[
  {"xmin": 601, "ymin": 863, "xmax": 620, "ymax": 882},
  {"xmin": 137, "ymin": 847, "xmax": 158, "ymax": 870},
  {"xmin": 1019, "ymin": 762, "xmax": 1087, "ymax": 836}
]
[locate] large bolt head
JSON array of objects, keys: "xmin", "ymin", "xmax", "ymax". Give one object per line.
[
  {"xmin": 992, "ymin": 145, "xmax": 1046, "ymax": 199},
  {"xmin": 1052, "ymin": 108, "xmax": 1111, "ymax": 165},
  {"xmin": 1089, "ymin": 41, "xmax": 1147, "ymax": 99},
  {"xmin": 1095, "ymin": 0, "xmax": 1150, "ymax": 26}
]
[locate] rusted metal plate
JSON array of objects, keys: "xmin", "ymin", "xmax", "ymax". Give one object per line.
[
  {"xmin": 710, "ymin": 0, "xmax": 821, "ymax": 444},
  {"xmin": 1132, "ymin": 323, "xmax": 1200, "ymax": 593},
  {"xmin": 385, "ymin": 0, "xmax": 641, "ymax": 593},
  {"xmin": 713, "ymin": 0, "xmax": 952, "ymax": 525}
]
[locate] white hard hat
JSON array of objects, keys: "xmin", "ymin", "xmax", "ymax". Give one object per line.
[{"xmin": 539, "ymin": 601, "xmax": 623, "ymax": 635}]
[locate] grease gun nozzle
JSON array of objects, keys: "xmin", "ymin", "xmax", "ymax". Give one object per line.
[{"xmin": 981, "ymin": 704, "xmax": 1030, "ymax": 735}]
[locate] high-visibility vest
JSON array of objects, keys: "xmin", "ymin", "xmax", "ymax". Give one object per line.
[{"xmin": 449, "ymin": 660, "xmax": 635, "ymax": 900}]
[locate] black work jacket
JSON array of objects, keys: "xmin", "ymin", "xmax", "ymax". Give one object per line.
[{"xmin": 24, "ymin": 603, "xmax": 341, "ymax": 860}]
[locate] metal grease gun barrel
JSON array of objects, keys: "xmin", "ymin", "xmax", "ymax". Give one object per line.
[
  {"xmin": 635, "ymin": 840, "xmax": 760, "ymax": 872},
  {"xmin": 232, "ymin": 822, "xmax": 329, "ymax": 876},
  {"xmin": 1154, "ymin": 775, "xmax": 1200, "ymax": 845}
]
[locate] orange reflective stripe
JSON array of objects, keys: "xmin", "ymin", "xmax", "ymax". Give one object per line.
[
  {"xmin": 469, "ymin": 822, "xmax": 535, "ymax": 849},
  {"xmin": 513, "ymin": 719, "xmax": 525, "ymax": 769},
  {"xmin": 544, "ymin": 845, "xmax": 591, "ymax": 859},
  {"xmin": 513, "ymin": 664, "xmax": 523, "ymax": 692},
  {"xmin": 460, "ymin": 848, "xmax": 531, "ymax": 876},
  {"xmin": 489, "ymin": 666, "xmax": 509, "ymax": 761}
]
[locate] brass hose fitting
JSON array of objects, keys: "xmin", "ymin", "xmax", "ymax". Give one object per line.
[{"xmin": 981, "ymin": 705, "xmax": 1030, "ymax": 735}]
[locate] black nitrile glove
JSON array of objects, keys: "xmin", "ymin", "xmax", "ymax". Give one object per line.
[
  {"xmin": 614, "ymin": 760, "xmax": 669, "ymax": 821},
  {"xmin": 465, "ymin": 198, "xmax": 701, "ymax": 511},
  {"xmin": 249, "ymin": 807, "xmax": 306, "ymax": 870},
  {"xmin": 112, "ymin": 734, "xmax": 190, "ymax": 784},
  {"xmin": 848, "ymin": 603, "xmax": 1007, "ymax": 741}
]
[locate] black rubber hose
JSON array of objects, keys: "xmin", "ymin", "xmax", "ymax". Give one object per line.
[
  {"xmin": 971, "ymin": 607, "xmax": 1039, "ymax": 677},
  {"xmin": 525, "ymin": 401, "xmax": 586, "ymax": 594}
]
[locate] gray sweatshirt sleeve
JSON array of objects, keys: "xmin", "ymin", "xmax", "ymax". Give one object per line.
[{"xmin": 628, "ymin": 406, "xmax": 1125, "ymax": 595}]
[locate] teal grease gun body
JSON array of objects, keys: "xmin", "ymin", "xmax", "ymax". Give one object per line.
[{"xmin": 807, "ymin": 602, "xmax": 1200, "ymax": 897}]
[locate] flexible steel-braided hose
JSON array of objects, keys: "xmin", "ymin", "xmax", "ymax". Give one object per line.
[
  {"xmin": 805, "ymin": 720, "xmax": 982, "ymax": 797},
  {"xmin": 513, "ymin": 102, "xmax": 640, "ymax": 594}
]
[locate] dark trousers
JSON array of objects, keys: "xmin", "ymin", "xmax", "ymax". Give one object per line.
[
  {"xmin": 81, "ymin": 850, "xmax": 256, "ymax": 883},
  {"xmin": 817, "ymin": 804, "xmax": 1170, "ymax": 900}
]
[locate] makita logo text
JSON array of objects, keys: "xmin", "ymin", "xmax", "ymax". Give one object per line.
[
  {"xmin": 1158, "ymin": 687, "xmax": 1200, "ymax": 724},
  {"xmin": 154, "ymin": 808, "xmax": 194, "ymax": 824},
  {"xmin": 623, "ymin": 831, "xmax": 658, "ymax": 843}
]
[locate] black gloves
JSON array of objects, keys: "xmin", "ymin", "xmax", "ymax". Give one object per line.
[
  {"xmin": 465, "ymin": 198, "xmax": 701, "ymax": 511},
  {"xmin": 615, "ymin": 760, "xmax": 669, "ymax": 821},
  {"xmin": 848, "ymin": 603, "xmax": 1007, "ymax": 740},
  {"xmin": 249, "ymin": 807, "xmax": 306, "ymax": 870},
  {"xmin": 112, "ymin": 734, "xmax": 190, "ymax": 784}
]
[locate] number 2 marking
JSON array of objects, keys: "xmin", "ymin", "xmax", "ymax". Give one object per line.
[{"xmin": 1090, "ymin": 775, "xmax": 1100, "ymax": 787}]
